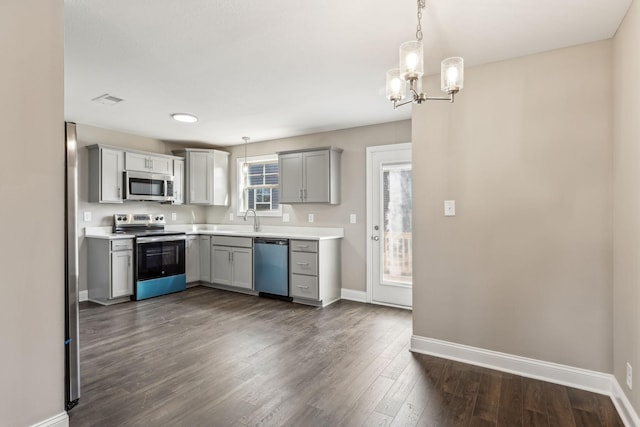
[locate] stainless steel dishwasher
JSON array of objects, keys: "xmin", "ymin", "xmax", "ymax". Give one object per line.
[{"xmin": 253, "ymin": 238, "xmax": 290, "ymax": 298}]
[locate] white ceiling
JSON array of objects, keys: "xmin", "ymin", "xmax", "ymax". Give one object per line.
[{"xmin": 64, "ymin": 0, "xmax": 631, "ymax": 146}]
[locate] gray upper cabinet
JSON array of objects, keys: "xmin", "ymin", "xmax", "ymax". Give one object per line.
[
  {"xmin": 88, "ymin": 145, "xmax": 124, "ymax": 203},
  {"xmin": 173, "ymin": 149, "xmax": 230, "ymax": 206},
  {"xmin": 278, "ymin": 147, "xmax": 341, "ymax": 204},
  {"xmin": 173, "ymin": 158, "xmax": 185, "ymax": 205},
  {"xmin": 125, "ymin": 152, "xmax": 172, "ymax": 174},
  {"xmin": 89, "ymin": 144, "xmax": 182, "ymax": 204}
]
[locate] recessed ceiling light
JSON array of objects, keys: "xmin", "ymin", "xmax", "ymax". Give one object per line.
[{"xmin": 171, "ymin": 113, "xmax": 198, "ymax": 123}]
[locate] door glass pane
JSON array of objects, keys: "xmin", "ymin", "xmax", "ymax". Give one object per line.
[{"xmin": 382, "ymin": 164, "xmax": 412, "ymax": 285}]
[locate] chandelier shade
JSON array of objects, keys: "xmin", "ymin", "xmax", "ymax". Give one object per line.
[
  {"xmin": 399, "ymin": 41, "xmax": 424, "ymax": 81},
  {"xmin": 386, "ymin": 68, "xmax": 406, "ymax": 101},
  {"xmin": 441, "ymin": 57, "xmax": 464, "ymax": 94}
]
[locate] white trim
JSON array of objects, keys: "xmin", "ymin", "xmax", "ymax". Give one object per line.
[
  {"xmin": 341, "ymin": 288, "xmax": 367, "ymax": 303},
  {"xmin": 411, "ymin": 335, "xmax": 611, "ymax": 393},
  {"xmin": 30, "ymin": 412, "xmax": 69, "ymax": 427},
  {"xmin": 236, "ymin": 154, "xmax": 282, "ymax": 217},
  {"xmin": 611, "ymin": 377, "xmax": 640, "ymax": 427},
  {"xmin": 411, "ymin": 335, "xmax": 640, "ymax": 427},
  {"xmin": 371, "ymin": 300, "xmax": 412, "ymax": 310},
  {"xmin": 79, "ymin": 290, "xmax": 88, "ymax": 302},
  {"xmin": 365, "ymin": 143, "xmax": 412, "ymax": 306}
]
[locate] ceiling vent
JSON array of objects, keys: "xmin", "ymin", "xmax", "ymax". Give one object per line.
[{"xmin": 92, "ymin": 93, "xmax": 124, "ymax": 106}]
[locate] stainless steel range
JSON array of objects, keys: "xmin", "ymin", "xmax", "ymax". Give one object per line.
[{"xmin": 114, "ymin": 214, "xmax": 186, "ymax": 301}]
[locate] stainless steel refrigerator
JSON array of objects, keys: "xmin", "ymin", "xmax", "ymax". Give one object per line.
[{"xmin": 65, "ymin": 122, "xmax": 81, "ymax": 410}]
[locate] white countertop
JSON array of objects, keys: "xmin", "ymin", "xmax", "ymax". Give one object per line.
[{"xmin": 85, "ymin": 224, "xmax": 344, "ymax": 240}]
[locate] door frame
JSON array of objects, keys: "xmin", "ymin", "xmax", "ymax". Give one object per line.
[{"xmin": 366, "ymin": 142, "xmax": 412, "ymax": 308}]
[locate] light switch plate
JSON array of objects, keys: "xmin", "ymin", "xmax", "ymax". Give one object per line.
[
  {"xmin": 83, "ymin": 211, "xmax": 92, "ymax": 222},
  {"xmin": 308, "ymin": 213, "xmax": 315, "ymax": 223},
  {"xmin": 229, "ymin": 213, "xmax": 234, "ymax": 221},
  {"xmin": 282, "ymin": 213, "xmax": 290, "ymax": 223},
  {"xmin": 444, "ymin": 200, "xmax": 456, "ymax": 216},
  {"xmin": 171, "ymin": 213, "xmax": 177, "ymax": 221},
  {"xmin": 350, "ymin": 214, "xmax": 357, "ymax": 224}
]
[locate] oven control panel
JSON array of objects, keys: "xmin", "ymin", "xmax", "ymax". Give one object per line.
[{"xmin": 114, "ymin": 214, "xmax": 166, "ymax": 226}]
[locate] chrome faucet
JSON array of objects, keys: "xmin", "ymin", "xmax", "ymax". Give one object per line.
[{"xmin": 243, "ymin": 209, "xmax": 260, "ymax": 232}]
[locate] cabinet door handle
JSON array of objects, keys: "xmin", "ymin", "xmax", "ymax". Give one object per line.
[
  {"xmin": 296, "ymin": 262, "xmax": 310, "ymax": 266},
  {"xmin": 296, "ymin": 245, "xmax": 309, "ymax": 248},
  {"xmin": 118, "ymin": 187, "xmax": 121, "ymax": 199},
  {"xmin": 303, "ymin": 188, "xmax": 307, "ymax": 200},
  {"xmin": 127, "ymin": 255, "xmax": 131, "ymax": 267},
  {"xmin": 297, "ymin": 285, "xmax": 309, "ymax": 289},
  {"xmin": 299, "ymin": 189, "xmax": 303, "ymax": 201}
]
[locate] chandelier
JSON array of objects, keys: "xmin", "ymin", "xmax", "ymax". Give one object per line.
[{"xmin": 386, "ymin": 0, "xmax": 464, "ymax": 108}]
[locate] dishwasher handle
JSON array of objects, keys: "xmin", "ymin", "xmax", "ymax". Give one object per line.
[{"xmin": 253, "ymin": 238, "xmax": 289, "ymax": 246}]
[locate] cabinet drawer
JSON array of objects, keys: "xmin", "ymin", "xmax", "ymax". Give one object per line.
[
  {"xmin": 290, "ymin": 239, "xmax": 318, "ymax": 253},
  {"xmin": 290, "ymin": 274, "xmax": 318, "ymax": 299},
  {"xmin": 290, "ymin": 251, "xmax": 318, "ymax": 276},
  {"xmin": 111, "ymin": 239, "xmax": 133, "ymax": 251},
  {"xmin": 212, "ymin": 235, "xmax": 253, "ymax": 248}
]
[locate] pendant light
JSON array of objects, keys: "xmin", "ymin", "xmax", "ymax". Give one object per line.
[{"xmin": 386, "ymin": 0, "xmax": 464, "ymax": 108}]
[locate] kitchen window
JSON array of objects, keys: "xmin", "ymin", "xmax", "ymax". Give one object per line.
[{"xmin": 237, "ymin": 155, "xmax": 282, "ymax": 216}]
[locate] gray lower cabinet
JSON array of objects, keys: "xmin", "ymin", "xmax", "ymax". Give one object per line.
[
  {"xmin": 186, "ymin": 235, "xmax": 199, "ymax": 283},
  {"xmin": 87, "ymin": 238, "xmax": 134, "ymax": 305},
  {"xmin": 289, "ymin": 239, "xmax": 341, "ymax": 306},
  {"xmin": 211, "ymin": 236, "xmax": 253, "ymax": 290},
  {"xmin": 199, "ymin": 235, "xmax": 211, "ymax": 282}
]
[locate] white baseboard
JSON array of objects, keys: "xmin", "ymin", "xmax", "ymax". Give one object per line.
[
  {"xmin": 340, "ymin": 288, "xmax": 367, "ymax": 303},
  {"xmin": 79, "ymin": 290, "xmax": 88, "ymax": 302},
  {"xmin": 611, "ymin": 376, "xmax": 640, "ymax": 427},
  {"xmin": 411, "ymin": 335, "xmax": 639, "ymax": 427},
  {"xmin": 30, "ymin": 412, "xmax": 68, "ymax": 427}
]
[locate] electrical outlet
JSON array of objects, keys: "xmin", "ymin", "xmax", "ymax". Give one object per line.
[
  {"xmin": 627, "ymin": 363, "xmax": 633, "ymax": 390},
  {"xmin": 83, "ymin": 211, "xmax": 92, "ymax": 222},
  {"xmin": 444, "ymin": 200, "xmax": 456, "ymax": 216},
  {"xmin": 350, "ymin": 214, "xmax": 357, "ymax": 224},
  {"xmin": 282, "ymin": 213, "xmax": 290, "ymax": 223},
  {"xmin": 308, "ymin": 213, "xmax": 314, "ymax": 223},
  {"xmin": 171, "ymin": 213, "xmax": 177, "ymax": 221},
  {"xmin": 229, "ymin": 213, "xmax": 234, "ymax": 221}
]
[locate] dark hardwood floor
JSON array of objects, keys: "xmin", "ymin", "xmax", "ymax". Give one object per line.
[{"xmin": 69, "ymin": 287, "xmax": 623, "ymax": 426}]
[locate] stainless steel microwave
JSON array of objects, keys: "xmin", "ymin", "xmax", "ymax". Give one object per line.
[{"xmin": 124, "ymin": 170, "xmax": 175, "ymax": 202}]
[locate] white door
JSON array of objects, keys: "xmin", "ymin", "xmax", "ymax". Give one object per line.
[{"xmin": 367, "ymin": 144, "xmax": 412, "ymax": 308}]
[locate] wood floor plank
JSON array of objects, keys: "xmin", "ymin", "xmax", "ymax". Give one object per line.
[
  {"xmin": 496, "ymin": 373, "xmax": 523, "ymax": 426},
  {"xmin": 69, "ymin": 287, "xmax": 624, "ymax": 427},
  {"xmin": 470, "ymin": 371, "xmax": 502, "ymax": 424},
  {"xmin": 544, "ymin": 382, "xmax": 577, "ymax": 427}
]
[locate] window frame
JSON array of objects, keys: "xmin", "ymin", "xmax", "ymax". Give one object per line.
[{"xmin": 236, "ymin": 154, "xmax": 282, "ymax": 217}]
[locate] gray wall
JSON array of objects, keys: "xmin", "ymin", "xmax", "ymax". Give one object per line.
[
  {"xmin": 196, "ymin": 120, "xmax": 411, "ymax": 292},
  {"xmin": 76, "ymin": 124, "xmax": 208, "ymax": 293},
  {"xmin": 0, "ymin": 0, "xmax": 65, "ymax": 425},
  {"xmin": 613, "ymin": 0, "xmax": 640, "ymax": 413},
  {"xmin": 412, "ymin": 40, "xmax": 613, "ymax": 372}
]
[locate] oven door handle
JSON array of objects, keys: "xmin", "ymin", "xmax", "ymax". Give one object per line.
[{"xmin": 136, "ymin": 235, "xmax": 186, "ymax": 244}]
